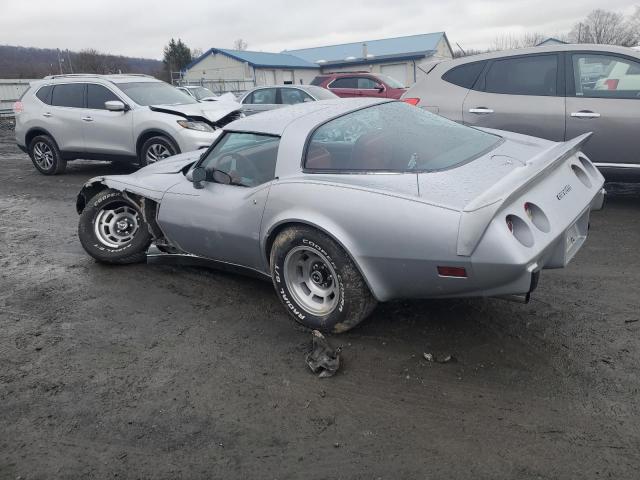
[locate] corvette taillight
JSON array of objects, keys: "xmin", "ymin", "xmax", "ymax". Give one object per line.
[
  {"xmin": 571, "ymin": 164, "xmax": 592, "ymax": 188},
  {"xmin": 506, "ymin": 214, "xmax": 534, "ymax": 247},
  {"xmin": 506, "ymin": 218, "xmax": 514, "ymax": 233},
  {"xmin": 13, "ymin": 101, "xmax": 24, "ymax": 114},
  {"xmin": 402, "ymin": 97, "xmax": 420, "ymax": 106},
  {"xmin": 604, "ymin": 79, "xmax": 619, "ymax": 90},
  {"xmin": 524, "ymin": 202, "xmax": 533, "ymax": 221},
  {"xmin": 524, "ymin": 202, "xmax": 550, "ymax": 233}
]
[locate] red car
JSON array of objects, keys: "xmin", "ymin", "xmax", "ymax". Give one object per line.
[{"xmin": 311, "ymin": 72, "xmax": 407, "ymax": 99}]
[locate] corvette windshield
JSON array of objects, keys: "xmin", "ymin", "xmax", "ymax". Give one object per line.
[
  {"xmin": 306, "ymin": 101, "xmax": 501, "ymax": 172},
  {"xmin": 118, "ymin": 82, "xmax": 198, "ymax": 106}
]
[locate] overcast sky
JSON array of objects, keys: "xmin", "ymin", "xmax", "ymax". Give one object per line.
[{"xmin": 1, "ymin": 0, "xmax": 637, "ymax": 59}]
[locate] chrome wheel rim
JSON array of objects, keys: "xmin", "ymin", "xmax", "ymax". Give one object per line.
[
  {"xmin": 33, "ymin": 142, "xmax": 54, "ymax": 170},
  {"xmin": 145, "ymin": 143, "xmax": 171, "ymax": 164},
  {"xmin": 94, "ymin": 204, "xmax": 140, "ymax": 248},
  {"xmin": 284, "ymin": 246, "xmax": 339, "ymax": 316}
]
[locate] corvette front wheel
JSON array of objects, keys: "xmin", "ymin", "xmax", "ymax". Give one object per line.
[
  {"xmin": 78, "ymin": 189, "xmax": 151, "ymax": 264},
  {"xmin": 270, "ymin": 226, "xmax": 377, "ymax": 333}
]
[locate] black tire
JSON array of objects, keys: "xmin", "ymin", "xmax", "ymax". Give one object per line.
[
  {"xmin": 78, "ymin": 189, "xmax": 152, "ymax": 264},
  {"xmin": 270, "ymin": 226, "xmax": 377, "ymax": 333},
  {"xmin": 138, "ymin": 136, "xmax": 179, "ymax": 167},
  {"xmin": 28, "ymin": 135, "xmax": 67, "ymax": 175}
]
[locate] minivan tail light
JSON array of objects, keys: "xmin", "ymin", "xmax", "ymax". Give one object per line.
[
  {"xmin": 402, "ymin": 97, "xmax": 420, "ymax": 106},
  {"xmin": 13, "ymin": 101, "xmax": 24, "ymax": 114},
  {"xmin": 604, "ymin": 79, "xmax": 619, "ymax": 90}
]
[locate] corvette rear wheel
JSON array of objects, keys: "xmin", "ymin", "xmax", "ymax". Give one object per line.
[
  {"xmin": 270, "ymin": 226, "xmax": 377, "ymax": 333},
  {"xmin": 78, "ymin": 189, "xmax": 151, "ymax": 264}
]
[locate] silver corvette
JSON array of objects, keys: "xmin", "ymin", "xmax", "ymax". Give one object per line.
[{"xmin": 76, "ymin": 98, "xmax": 606, "ymax": 333}]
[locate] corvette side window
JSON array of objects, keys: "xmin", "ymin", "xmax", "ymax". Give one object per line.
[{"xmin": 200, "ymin": 132, "xmax": 280, "ymax": 187}]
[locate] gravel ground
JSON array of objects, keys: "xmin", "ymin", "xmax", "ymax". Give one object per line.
[{"xmin": 1, "ymin": 128, "xmax": 639, "ymax": 479}]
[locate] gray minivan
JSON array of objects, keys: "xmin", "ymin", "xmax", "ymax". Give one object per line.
[{"xmin": 403, "ymin": 44, "xmax": 640, "ymax": 181}]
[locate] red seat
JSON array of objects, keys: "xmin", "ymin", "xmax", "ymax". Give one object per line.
[{"xmin": 306, "ymin": 144, "xmax": 333, "ymax": 169}]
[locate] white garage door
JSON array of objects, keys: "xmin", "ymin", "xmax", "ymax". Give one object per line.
[{"xmin": 380, "ymin": 63, "xmax": 408, "ymax": 87}]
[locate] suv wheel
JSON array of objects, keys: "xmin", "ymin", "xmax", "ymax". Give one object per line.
[
  {"xmin": 139, "ymin": 136, "xmax": 178, "ymax": 167},
  {"xmin": 28, "ymin": 135, "xmax": 67, "ymax": 175}
]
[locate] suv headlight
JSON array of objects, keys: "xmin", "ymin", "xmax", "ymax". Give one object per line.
[{"xmin": 177, "ymin": 120, "xmax": 214, "ymax": 133}]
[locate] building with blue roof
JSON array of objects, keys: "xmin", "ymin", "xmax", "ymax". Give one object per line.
[{"xmin": 182, "ymin": 32, "xmax": 452, "ymax": 89}]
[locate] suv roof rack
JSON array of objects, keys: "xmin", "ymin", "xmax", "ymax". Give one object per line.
[{"xmin": 43, "ymin": 73, "xmax": 154, "ymax": 79}]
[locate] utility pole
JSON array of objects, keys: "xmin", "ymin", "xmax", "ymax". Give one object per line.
[
  {"xmin": 66, "ymin": 49, "xmax": 74, "ymax": 73},
  {"xmin": 57, "ymin": 49, "xmax": 64, "ymax": 74}
]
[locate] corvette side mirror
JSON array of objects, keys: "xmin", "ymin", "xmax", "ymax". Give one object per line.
[
  {"xmin": 212, "ymin": 169, "xmax": 232, "ymax": 185},
  {"xmin": 190, "ymin": 166, "xmax": 207, "ymax": 189}
]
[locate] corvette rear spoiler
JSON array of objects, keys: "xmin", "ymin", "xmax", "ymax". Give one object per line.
[{"xmin": 456, "ymin": 133, "xmax": 593, "ymax": 256}]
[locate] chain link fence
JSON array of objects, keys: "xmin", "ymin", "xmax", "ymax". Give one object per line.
[{"xmin": 0, "ymin": 109, "xmax": 15, "ymax": 132}]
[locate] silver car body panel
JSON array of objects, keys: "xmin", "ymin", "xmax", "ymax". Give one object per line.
[{"xmin": 77, "ymin": 98, "xmax": 605, "ymax": 302}]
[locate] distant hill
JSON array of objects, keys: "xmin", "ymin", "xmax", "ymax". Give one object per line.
[{"xmin": 0, "ymin": 45, "xmax": 165, "ymax": 80}]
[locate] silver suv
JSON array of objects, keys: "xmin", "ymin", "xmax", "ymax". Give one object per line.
[{"xmin": 14, "ymin": 74, "xmax": 243, "ymax": 175}]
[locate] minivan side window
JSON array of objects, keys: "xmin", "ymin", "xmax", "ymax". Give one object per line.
[
  {"xmin": 485, "ymin": 55, "xmax": 558, "ymax": 96},
  {"xmin": 35, "ymin": 85, "xmax": 54, "ymax": 104},
  {"xmin": 87, "ymin": 84, "xmax": 120, "ymax": 109},
  {"xmin": 442, "ymin": 61, "xmax": 487, "ymax": 89},
  {"xmin": 572, "ymin": 54, "xmax": 640, "ymax": 99},
  {"xmin": 329, "ymin": 77, "xmax": 357, "ymax": 89},
  {"xmin": 51, "ymin": 83, "xmax": 85, "ymax": 108}
]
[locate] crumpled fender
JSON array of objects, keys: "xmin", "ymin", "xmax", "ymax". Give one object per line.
[{"xmin": 75, "ymin": 151, "xmax": 199, "ymax": 214}]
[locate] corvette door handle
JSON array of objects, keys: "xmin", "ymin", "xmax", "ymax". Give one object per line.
[
  {"xmin": 469, "ymin": 107, "xmax": 494, "ymax": 114},
  {"xmin": 81, "ymin": 116, "xmax": 94, "ymax": 122},
  {"xmin": 571, "ymin": 111, "xmax": 600, "ymax": 118},
  {"xmin": 42, "ymin": 112, "xmax": 52, "ymax": 117}
]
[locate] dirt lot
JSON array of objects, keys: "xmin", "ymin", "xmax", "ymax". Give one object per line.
[{"xmin": 1, "ymin": 127, "xmax": 639, "ymax": 480}]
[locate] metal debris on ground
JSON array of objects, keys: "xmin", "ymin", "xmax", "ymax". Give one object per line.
[
  {"xmin": 305, "ymin": 330, "xmax": 341, "ymax": 378},
  {"xmin": 423, "ymin": 352, "xmax": 457, "ymax": 363}
]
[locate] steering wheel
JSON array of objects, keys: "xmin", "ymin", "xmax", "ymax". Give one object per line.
[{"xmin": 217, "ymin": 152, "xmax": 261, "ymax": 184}]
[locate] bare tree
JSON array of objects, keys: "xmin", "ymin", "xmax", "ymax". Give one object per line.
[
  {"xmin": 569, "ymin": 9, "xmax": 636, "ymax": 46},
  {"xmin": 74, "ymin": 48, "xmax": 127, "ymax": 74},
  {"xmin": 191, "ymin": 47, "xmax": 204, "ymax": 59},
  {"xmin": 630, "ymin": 6, "xmax": 640, "ymax": 45},
  {"xmin": 233, "ymin": 39, "xmax": 248, "ymax": 51},
  {"xmin": 75, "ymin": 49, "xmax": 107, "ymax": 73}
]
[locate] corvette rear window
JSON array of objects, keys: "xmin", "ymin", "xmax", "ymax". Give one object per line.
[{"xmin": 305, "ymin": 101, "xmax": 501, "ymax": 172}]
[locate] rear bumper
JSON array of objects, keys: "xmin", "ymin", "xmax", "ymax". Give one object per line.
[
  {"xmin": 451, "ymin": 205, "xmax": 593, "ymax": 299},
  {"xmin": 17, "ymin": 143, "xmax": 27, "ymax": 154}
]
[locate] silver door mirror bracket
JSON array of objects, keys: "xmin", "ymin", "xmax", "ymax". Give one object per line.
[{"xmin": 190, "ymin": 166, "xmax": 207, "ymax": 189}]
